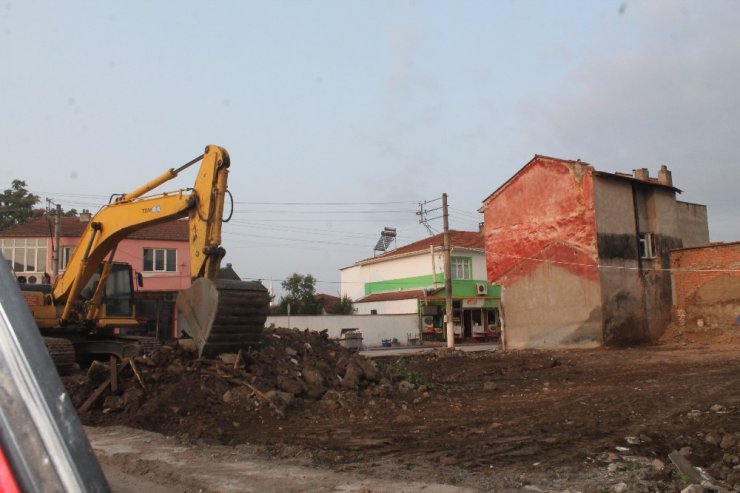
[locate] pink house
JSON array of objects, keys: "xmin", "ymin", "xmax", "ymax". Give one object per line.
[{"xmin": 0, "ymin": 214, "xmax": 190, "ymax": 338}]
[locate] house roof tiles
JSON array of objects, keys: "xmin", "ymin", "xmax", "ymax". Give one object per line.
[
  {"xmin": 479, "ymin": 154, "xmax": 681, "ymax": 211},
  {"xmin": 356, "ymin": 289, "xmax": 429, "ymax": 303},
  {"xmin": 0, "ymin": 216, "xmax": 189, "ymax": 241},
  {"xmin": 352, "ymin": 230, "xmax": 483, "ymax": 267}
]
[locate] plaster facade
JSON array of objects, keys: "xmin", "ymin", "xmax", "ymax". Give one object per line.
[{"xmin": 481, "ymin": 155, "xmax": 710, "ymax": 349}]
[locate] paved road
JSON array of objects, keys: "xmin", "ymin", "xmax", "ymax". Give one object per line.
[{"xmin": 360, "ymin": 342, "xmax": 498, "ymax": 358}]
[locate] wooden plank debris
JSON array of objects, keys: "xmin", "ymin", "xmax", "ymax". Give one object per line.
[
  {"xmin": 668, "ymin": 451, "xmax": 704, "ymax": 484},
  {"xmin": 242, "ymin": 381, "xmax": 285, "ymax": 418},
  {"xmin": 80, "ymin": 357, "xmax": 132, "ymax": 413}
]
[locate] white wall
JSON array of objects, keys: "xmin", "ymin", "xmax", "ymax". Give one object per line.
[
  {"xmin": 341, "ymin": 247, "xmax": 487, "ymax": 300},
  {"xmin": 339, "ymin": 263, "xmax": 366, "ymax": 300},
  {"xmin": 265, "ymin": 314, "xmax": 420, "ymax": 348},
  {"xmin": 341, "ymin": 251, "xmax": 441, "ymax": 300},
  {"xmin": 470, "ymin": 251, "xmax": 487, "ymax": 280},
  {"xmin": 353, "ymin": 299, "xmax": 419, "ymax": 315}
]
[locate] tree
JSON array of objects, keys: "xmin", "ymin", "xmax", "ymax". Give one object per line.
[
  {"xmin": 328, "ymin": 294, "xmax": 354, "ymax": 315},
  {"xmin": 0, "ymin": 180, "xmax": 40, "ymax": 229},
  {"xmin": 273, "ymin": 273, "xmax": 322, "ymax": 315}
]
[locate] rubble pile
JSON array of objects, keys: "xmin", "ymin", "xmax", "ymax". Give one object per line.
[{"xmin": 64, "ymin": 327, "xmax": 389, "ymax": 440}]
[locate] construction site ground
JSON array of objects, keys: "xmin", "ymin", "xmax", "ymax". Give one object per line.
[{"xmin": 67, "ymin": 326, "xmax": 740, "ymax": 492}]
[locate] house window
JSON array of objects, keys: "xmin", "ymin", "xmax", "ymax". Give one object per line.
[
  {"xmin": 0, "ymin": 239, "xmax": 47, "ymax": 273},
  {"xmin": 60, "ymin": 246, "xmax": 75, "ymax": 271},
  {"xmin": 143, "ymin": 248, "xmax": 177, "ymax": 272},
  {"xmin": 451, "ymin": 257, "xmax": 471, "ymax": 280},
  {"xmin": 638, "ymin": 233, "xmax": 656, "ymax": 259}
]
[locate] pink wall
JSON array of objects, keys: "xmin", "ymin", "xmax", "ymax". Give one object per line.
[
  {"xmin": 116, "ymin": 239, "xmax": 191, "ymax": 291},
  {"xmin": 51, "ymin": 237, "xmax": 191, "ymax": 292}
]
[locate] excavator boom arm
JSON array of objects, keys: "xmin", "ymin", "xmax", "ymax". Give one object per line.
[
  {"xmin": 31, "ymin": 145, "xmax": 267, "ymax": 369},
  {"xmin": 52, "ymin": 145, "xmax": 232, "ymax": 319}
]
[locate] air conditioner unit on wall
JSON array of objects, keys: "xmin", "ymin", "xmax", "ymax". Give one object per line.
[{"xmin": 476, "ymin": 283, "xmax": 487, "ymax": 296}]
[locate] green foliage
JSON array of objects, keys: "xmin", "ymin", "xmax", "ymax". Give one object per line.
[
  {"xmin": 273, "ymin": 273, "xmax": 322, "ymax": 315},
  {"xmin": 391, "ymin": 358, "xmax": 435, "ymax": 389},
  {"xmin": 0, "ymin": 180, "xmax": 40, "ymax": 229},
  {"xmin": 328, "ymin": 294, "xmax": 353, "ymax": 314}
]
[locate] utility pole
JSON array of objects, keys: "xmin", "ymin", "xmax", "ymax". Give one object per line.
[
  {"xmin": 442, "ymin": 193, "xmax": 454, "ymax": 349},
  {"xmin": 53, "ymin": 203, "xmax": 62, "ymax": 280}
]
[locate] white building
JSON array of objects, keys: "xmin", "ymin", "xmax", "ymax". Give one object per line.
[{"xmin": 340, "ymin": 230, "xmax": 500, "ymax": 341}]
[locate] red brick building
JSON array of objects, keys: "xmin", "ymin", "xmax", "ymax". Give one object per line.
[
  {"xmin": 479, "ymin": 155, "xmax": 709, "ymax": 349},
  {"xmin": 670, "ymin": 242, "xmax": 740, "ymax": 329}
]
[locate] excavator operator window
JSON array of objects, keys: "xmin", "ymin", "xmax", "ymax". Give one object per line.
[{"xmin": 104, "ymin": 264, "xmax": 134, "ymax": 317}]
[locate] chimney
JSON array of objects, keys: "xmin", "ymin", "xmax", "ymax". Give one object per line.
[
  {"xmin": 633, "ymin": 168, "xmax": 649, "ymax": 181},
  {"xmin": 79, "ymin": 209, "xmax": 91, "ymax": 222},
  {"xmin": 657, "ymin": 164, "xmax": 673, "ymax": 186}
]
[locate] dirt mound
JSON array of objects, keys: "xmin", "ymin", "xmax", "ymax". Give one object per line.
[
  {"xmin": 64, "ymin": 327, "xmax": 396, "ymax": 442},
  {"xmin": 659, "ymin": 321, "xmax": 740, "ymax": 346},
  {"xmin": 65, "ymin": 337, "xmax": 740, "ymax": 491}
]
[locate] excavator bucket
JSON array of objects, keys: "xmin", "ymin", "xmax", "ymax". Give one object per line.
[{"xmin": 176, "ymin": 278, "xmax": 270, "ymax": 358}]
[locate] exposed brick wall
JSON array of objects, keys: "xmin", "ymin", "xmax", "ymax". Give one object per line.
[
  {"xmin": 671, "ymin": 242, "xmax": 740, "ymax": 306},
  {"xmin": 670, "ymin": 242, "xmax": 740, "ymax": 328}
]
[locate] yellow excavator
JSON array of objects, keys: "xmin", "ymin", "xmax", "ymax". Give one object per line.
[{"xmin": 20, "ymin": 145, "xmax": 269, "ymax": 372}]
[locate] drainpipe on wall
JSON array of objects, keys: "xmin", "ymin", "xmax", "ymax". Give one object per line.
[
  {"xmin": 631, "ymin": 183, "xmax": 650, "ymax": 340},
  {"xmin": 500, "ymin": 286, "xmax": 507, "ymax": 351},
  {"xmin": 430, "ymin": 245, "xmax": 438, "ymax": 289}
]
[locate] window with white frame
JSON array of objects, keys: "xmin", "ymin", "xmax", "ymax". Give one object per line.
[
  {"xmin": 143, "ymin": 248, "xmax": 177, "ymax": 272},
  {"xmin": 0, "ymin": 239, "xmax": 48, "ymax": 273},
  {"xmin": 638, "ymin": 233, "xmax": 656, "ymax": 259},
  {"xmin": 60, "ymin": 246, "xmax": 75, "ymax": 271},
  {"xmin": 451, "ymin": 256, "xmax": 472, "ymax": 280}
]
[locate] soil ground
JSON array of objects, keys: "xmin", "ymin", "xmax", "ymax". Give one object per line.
[{"xmin": 71, "ymin": 326, "xmax": 740, "ymax": 492}]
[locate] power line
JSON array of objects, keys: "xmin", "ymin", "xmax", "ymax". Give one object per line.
[
  {"xmin": 233, "ymin": 200, "xmax": 419, "ymax": 206},
  {"xmin": 224, "ymin": 230, "xmax": 369, "ymax": 248},
  {"xmin": 226, "ymin": 221, "xmax": 387, "ymax": 240},
  {"xmin": 449, "ymin": 206, "xmax": 482, "ymax": 220},
  {"xmin": 31, "ymin": 190, "xmax": 421, "ymax": 207},
  {"xmin": 232, "ymin": 209, "xmax": 415, "ymax": 215}
]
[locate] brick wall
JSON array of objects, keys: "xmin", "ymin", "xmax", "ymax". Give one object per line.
[{"xmin": 670, "ymin": 242, "xmax": 740, "ymax": 328}]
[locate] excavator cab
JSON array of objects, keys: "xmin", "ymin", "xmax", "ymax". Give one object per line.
[{"xmin": 101, "ymin": 263, "xmax": 135, "ymax": 317}]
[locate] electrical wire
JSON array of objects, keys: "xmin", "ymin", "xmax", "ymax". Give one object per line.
[{"xmin": 233, "ymin": 200, "xmax": 420, "ymax": 206}]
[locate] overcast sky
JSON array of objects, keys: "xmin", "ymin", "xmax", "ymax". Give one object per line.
[{"xmin": 2, "ymin": 1, "xmax": 738, "ymax": 296}]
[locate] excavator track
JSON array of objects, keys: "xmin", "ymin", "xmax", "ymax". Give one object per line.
[
  {"xmin": 116, "ymin": 336, "xmax": 163, "ymax": 357},
  {"xmin": 176, "ymin": 278, "xmax": 270, "ymax": 358},
  {"xmin": 43, "ymin": 337, "xmax": 76, "ymax": 375}
]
